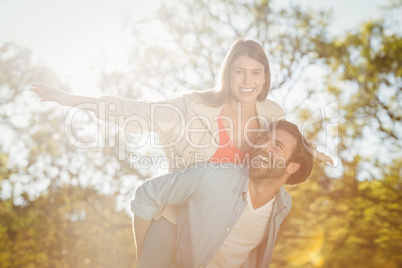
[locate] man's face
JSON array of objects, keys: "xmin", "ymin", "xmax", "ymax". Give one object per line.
[{"xmin": 249, "ymin": 129, "xmax": 297, "ymax": 179}]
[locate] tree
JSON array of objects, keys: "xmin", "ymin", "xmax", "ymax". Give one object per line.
[
  {"xmin": 271, "ymin": 14, "xmax": 402, "ymax": 267},
  {"xmin": 0, "ymin": 41, "xmax": 138, "ymax": 267},
  {"xmin": 100, "ymin": 0, "xmax": 331, "ymax": 106},
  {"xmin": 0, "ymin": 184, "xmax": 135, "ymax": 268}
]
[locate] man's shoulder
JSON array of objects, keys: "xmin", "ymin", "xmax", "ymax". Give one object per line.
[
  {"xmin": 197, "ymin": 162, "xmax": 247, "ymax": 173},
  {"xmin": 186, "ymin": 162, "xmax": 248, "ymax": 183}
]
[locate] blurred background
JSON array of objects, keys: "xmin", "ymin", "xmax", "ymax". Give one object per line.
[{"xmin": 0, "ymin": 0, "xmax": 401, "ymax": 267}]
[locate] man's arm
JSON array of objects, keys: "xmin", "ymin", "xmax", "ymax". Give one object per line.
[
  {"xmin": 133, "ymin": 215, "xmax": 152, "ymax": 262},
  {"xmin": 131, "ymin": 165, "xmax": 208, "ymax": 256},
  {"xmin": 131, "ymin": 165, "xmax": 206, "ymax": 218}
]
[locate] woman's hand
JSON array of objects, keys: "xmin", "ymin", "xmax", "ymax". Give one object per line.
[
  {"xmin": 30, "ymin": 83, "xmax": 69, "ymax": 106},
  {"xmin": 305, "ymin": 138, "xmax": 334, "ymax": 165},
  {"xmin": 30, "ymin": 83, "xmax": 96, "ymax": 107},
  {"xmin": 314, "ymin": 151, "xmax": 334, "ymax": 165}
]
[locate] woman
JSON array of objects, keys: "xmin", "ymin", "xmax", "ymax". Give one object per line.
[
  {"xmin": 31, "ymin": 39, "xmax": 283, "ymax": 170},
  {"xmin": 31, "ymin": 39, "xmax": 329, "ymax": 266}
]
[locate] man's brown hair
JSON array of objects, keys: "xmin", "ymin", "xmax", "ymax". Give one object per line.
[{"xmin": 267, "ymin": 120, "xmax": 314, "ymax": 185}]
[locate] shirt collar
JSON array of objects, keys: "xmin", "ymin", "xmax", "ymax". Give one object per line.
[
  {"xmin": 233, "ymin": 171, "xmax": 290, "ymax": 211},
  {"xmin": 274, "ymin": 186, "xmax": 291, "ymax": 213}
]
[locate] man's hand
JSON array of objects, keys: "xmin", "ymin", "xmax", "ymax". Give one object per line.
[{"xmin": 133, "ymin": 215, "xmax": 152, "ymax": 262}]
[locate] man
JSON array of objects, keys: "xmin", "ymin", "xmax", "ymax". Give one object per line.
[{"xmin": 131, "ymin": 120, "xmax": 314, "ymax": 267}]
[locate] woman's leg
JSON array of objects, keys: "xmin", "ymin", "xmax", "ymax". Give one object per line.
[{"xmin": 137, "ymin": 217, "xmax": 177, "ymax": 268}]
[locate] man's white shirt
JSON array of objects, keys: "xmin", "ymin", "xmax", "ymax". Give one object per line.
[{"xmin": 207, "ymin": 191, "xmax": 276, "ymax": 268}]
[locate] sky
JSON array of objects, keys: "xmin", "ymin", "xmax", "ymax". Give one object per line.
[
  {"xmin": 0, "ymin": 0, "xmax": 159, "ymax": 91},
  {"xmin": 0, "ymin": 0, "xmax": 396, "ymax": 93}
]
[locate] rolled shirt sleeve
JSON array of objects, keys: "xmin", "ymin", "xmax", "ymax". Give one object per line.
[{"xmin": 131, "ymin": 164, "xmax": 207, "ymax": 220}]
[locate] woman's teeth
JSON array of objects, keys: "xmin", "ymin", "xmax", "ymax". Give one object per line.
[{"xmin": 240, "ymin": 88, "xmax": 254, "ymax": 93}]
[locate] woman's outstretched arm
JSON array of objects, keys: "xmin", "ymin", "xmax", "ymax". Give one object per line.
[{"xmin": 31, "ymin": 83, "xmax": 96, "ymax": 107}]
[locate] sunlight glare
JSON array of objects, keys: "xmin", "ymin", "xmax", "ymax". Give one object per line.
[{"xmin": 284, "ymin": 228, "xmax": 325, "ymax": 267}]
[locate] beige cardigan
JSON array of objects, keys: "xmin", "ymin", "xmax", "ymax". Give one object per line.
[{"xmin": 97, "ymin": 93, "xmax": 285, "ymax": 172}]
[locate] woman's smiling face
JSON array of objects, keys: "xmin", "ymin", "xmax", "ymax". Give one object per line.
[{"xmin": 229, "ymin": 56, "xmax": 266, "ymax": 104}]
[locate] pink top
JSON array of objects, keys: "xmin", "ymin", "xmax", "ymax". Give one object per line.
[{"xmin": 209, "ymin": 115, "xmax": 251, "ymax": 165}]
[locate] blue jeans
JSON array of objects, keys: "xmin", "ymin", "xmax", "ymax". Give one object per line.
[{"xmin": 137, "ymin": 217, "xmax": 177, "ymax": 268}]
